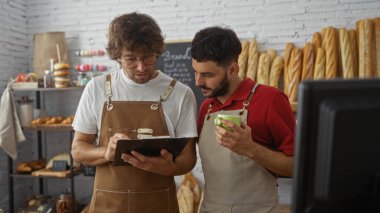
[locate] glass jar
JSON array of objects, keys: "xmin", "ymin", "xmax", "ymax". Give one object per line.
[{"xmin": 55, "ymin": 193, "xmax": 72, "ymax": 213}]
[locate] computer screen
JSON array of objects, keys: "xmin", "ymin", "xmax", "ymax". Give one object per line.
[{"xmin": 292, "ymin": 79, "xmax": 380, "ymax": 213}]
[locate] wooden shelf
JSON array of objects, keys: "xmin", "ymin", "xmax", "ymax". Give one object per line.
[
  {"xmin": 12, "ymin": 86, "xmax": 84, "ymax": 92},
  {"xmin": 11, "ymin": 169, "xmax": 82, "ymax": 179},
  {"xmin": 23, "ymin": 124, "xmax": 73, "ymax": 131}
]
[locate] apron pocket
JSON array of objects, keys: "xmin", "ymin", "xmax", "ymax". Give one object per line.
[
  {"xmin": 108, "ymin": 127, "xmax": 138, "ymax": 140},
  {"xmin": 94, "ymin": 187, "xmax": 170, "ymax": 213}
]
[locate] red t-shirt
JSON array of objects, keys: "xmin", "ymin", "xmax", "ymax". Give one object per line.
[{"xmin": 197, "ymin": 79, "xmax": 295, "ymax": 156}]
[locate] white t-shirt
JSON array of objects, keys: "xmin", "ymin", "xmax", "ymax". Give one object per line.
[{"xmin": 73, "ymin": 69, "xmax": 198, "ymax": 143}]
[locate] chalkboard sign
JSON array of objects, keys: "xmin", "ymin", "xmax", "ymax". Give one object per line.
[{"xmin": 157, "ymin": 42, "xmax": 205, "ymax": 108}]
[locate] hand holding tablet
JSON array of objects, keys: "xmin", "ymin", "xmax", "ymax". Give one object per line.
[{"xmin": 113, "ymin": 137, "xmax": 194, "ymax": 166}]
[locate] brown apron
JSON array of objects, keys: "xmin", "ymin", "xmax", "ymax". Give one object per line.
[
  {"xmin": 89, "ymin": 74, "xmax": 179, "ymax": 213},
  {"xmin": 199, "ymin": 83, "xmax": 278, "ymax": 213}
]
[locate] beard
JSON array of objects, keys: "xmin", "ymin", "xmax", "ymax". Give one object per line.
[{"xmin": 200, "ymin": 73, "xmax": 229, "ymax": 98}]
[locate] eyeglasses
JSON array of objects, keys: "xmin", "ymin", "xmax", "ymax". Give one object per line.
[{"xmin": 122, "ymin": 54, "xmax": 158, "ymax": 68}]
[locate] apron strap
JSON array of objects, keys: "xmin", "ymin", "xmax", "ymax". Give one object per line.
[
  {"xmin": 105, "ymin": 74, "xmax": 113, "ymax": 111},
  {"xmin": 239, "ymin": 83, "xmax": 260, "ymax": 115},
  {"xmin": 104, "ymin": 75, "xmax": 176, "ymax": 111},
  {"xmin": 160, "ymin": 79, "xmax": 176, "ymax": 102},
  {"xmin": 205, "ymin": 82, "xmax": 260, "ymax": 119}
]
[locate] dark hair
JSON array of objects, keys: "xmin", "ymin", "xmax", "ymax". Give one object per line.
[
  {"xmin": 191, "ymin": 26, "xmax": 242, "ymax": 67},
  {"xmin": 107, "ymin": 12, "xmax": 165, "ymax": 60}
]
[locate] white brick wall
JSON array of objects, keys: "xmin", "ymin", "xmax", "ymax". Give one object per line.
[
  {"xmin": 0, "ymin": 0, "xmax": 27, "ymax": 90},
  {"xmin": 0, "ymin": 0, "xmax": 29, "ymax": 211},
  {"xmin": 1, "ymin": 0, "xmax": 380, "ymax": 211}
]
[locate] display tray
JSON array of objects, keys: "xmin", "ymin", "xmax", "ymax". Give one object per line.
[
  {"xmin": 31, "ymin": 168, "xmax": 80, "ymax": 178},
  {"xmin": 113, "ymin": 137, "xmax": 195, "ymax": 166}
]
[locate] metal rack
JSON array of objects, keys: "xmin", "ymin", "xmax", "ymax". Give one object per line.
[{"xmin": 8, "ymin": 86, "xmax": 84, "ymax": 213}]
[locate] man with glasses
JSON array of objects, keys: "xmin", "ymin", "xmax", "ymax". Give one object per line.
[{"xmin": 71, "ymin": 12, "xmax": 198, "ymax": 213}]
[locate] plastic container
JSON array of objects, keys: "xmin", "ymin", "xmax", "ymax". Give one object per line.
[{"xmin": 17, "ymin": 96, "xmax": 33, "ymax": 127}]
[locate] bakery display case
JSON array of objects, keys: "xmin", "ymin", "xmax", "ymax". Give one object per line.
[{"xmin": 9, "ymin": 86, "xmax": 84, "ymax": 213}]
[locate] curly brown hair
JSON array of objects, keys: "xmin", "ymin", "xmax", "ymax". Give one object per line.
[{"xmin": 106, "ymin": 12, "xmax": 165, "ymax": 61}]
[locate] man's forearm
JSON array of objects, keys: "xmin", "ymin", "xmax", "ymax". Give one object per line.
[
  {"xmin": 247, "ymin": 143, "xmax": 293, "ymax": 177},
  {"xmin": 71, "ymin": 140, "xmax": 109, "ymax": 166}
]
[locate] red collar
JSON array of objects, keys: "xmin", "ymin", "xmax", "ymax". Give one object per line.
[{"xmin": 211, "ymin": 79, "xmax": 255, "ymax": 109}]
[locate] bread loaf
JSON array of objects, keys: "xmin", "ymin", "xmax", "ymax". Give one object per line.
[
  {"xmin": 373, "ymin": 17, "xmax": 380, "ymax": 77},
  {"xmin": 284, "ymin": 43, "xmax": 294, "ymax": 96},
  {"xmin": 314, "ymin": 47, "xmax": 326, "ymax": 80},
  {"xmin": 321, "ymin": 27, "xmax": 328, "ymax": 48},
  {"xmin": 323, "ymin": 27, "xmax": 338, "ymax": 79},
  {"xmin": 246, "ymin": 39, "xmax": 260, "ymax": 81},
  {"xmin": 287, "ymin": 48, "xmax": 302, "ymax": 102},
  {"xmin": 267, "ymin": 48, "xmax": 277, "ymax": 65},
  {"xmin": 177, "ymin": 173, "xmax": 201, "ymax": 213},
  {"xmin": 269, "ymin": 56, "xmax": 284, "ymax": 88},
  {"xmin": 348, "ymin": 29, "xmax": 359, "ymax": 77},
  {"xmin": 339, "ymin": 28, "xmax": 354, "ymax": 79},
  {"xmin": 177, "ymin": 182, "xmax": 194, "ymax": 213},
  {"xmin": 17, "ymin": 162, "xmax": 33, "ymax": 173},
  {"xmin": 313, "ymin": 32, "xmax": 322, "ymax": 49},
  {"xmin": 301, "ymin": 42, "xmax": 315, "ymax": 80},
  {"xmin": 336, "ymin": 28, "xmax": 343, "ymax": 77},
  {"xmin": 29, "ymin": 159, "xmax": 47, "ymax": 170},
  {"xmin": 257, "ymin": 53, "xmax": 270, "ymax": 85},
  {"xmin": 238, "ymin": 41, "xmax": 250, "ymax": 79},
  {"xmin": 357, "ymin": 19, "xmax": 375, "ymax": 78}
]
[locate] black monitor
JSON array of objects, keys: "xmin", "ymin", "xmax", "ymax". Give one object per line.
[{"xmin": 292, "ymin": 79, "xmax": 380, "ymax": 213}]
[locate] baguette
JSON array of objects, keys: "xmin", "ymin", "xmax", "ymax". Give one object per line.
[
  {"xmin": 373, "ymin": 17, "xmax": 380, "ymax": 77},
  {"xmin": 314, "ymin": 47, "xmax": 326, "ymax": 80},
  {"xmin": 269, "ymin": 56, "xmax": 284, "ymax": 88},
  {"xmin": 257, "ymin": 53, "xmax": 270, "ymax": 85},
  {"xmin": 287, "ymin": 48, "xmax": 302, "ymax": 102},
  {"xmin": 184, "ymin": 173, "xmax": 201, "ymax": 212},
  {"xmin": 339, "ymin": 28, "xmax": 354, "ymax": 79},
  {"xmin": 312, "ymin": 32, "xmax": 322, "ymax": 49},
  {"xmin": 267, "ymin": 48, "xmax": 277, "ymax": 65},
  {"xmin": 321, "ymin": 27, "xmax": 328, "ymax": 49},
  {"xmin": 177, "ymin": 173, "xmax": 201, "ymax": 213},
  {"xmin": 336, "ymin": 28, "xmax": 343, "ymax": 77},
  {"xmin": 357, "ymin": 20, "xmax": 365, "ymax": 77},
  {"xmin": 284, "ymin": 43, "xmax": 294, "ymax": 96},
  {"xmin": 246, "ymin": 39, "xmax": 260, "ymax": 81},
  {"xmin": 348, "ymin": 29, "xmax": 359, "ymax": 77},
  {"xmin": 324, "ymin": 27, "xmax": 338, "ymax": 79},
  {"xmin": 238, "ymin": 40, "xmax": 250, "ymax": 79},
  {"xmin": 357, "ymin": 19, "xmax": 375, "ymax": 78},
  {"xmin": 301, "ymin": 42, "xmax": 315, "ymax": 80},
  {"xmin": 177, "ymin": 183, "xmax": 194, "ymax": 213}
]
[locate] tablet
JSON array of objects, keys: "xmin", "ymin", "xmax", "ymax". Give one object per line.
[{"xmin": 113, "ymin": 137, "xmax": 195, "ymax": 166}]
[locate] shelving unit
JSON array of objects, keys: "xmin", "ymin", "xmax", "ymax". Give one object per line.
[{"xmin": 8, "ymin": 86, "xmax": 84, "ymax": 213}]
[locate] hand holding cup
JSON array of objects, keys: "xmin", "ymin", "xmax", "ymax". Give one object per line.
[{"xmin": 214, "ymin": 114, "xmax": 241, "ymax": 131}]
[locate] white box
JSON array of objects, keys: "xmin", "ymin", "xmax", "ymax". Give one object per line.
[{"xmin": 11, "ymin": 82, "xmax": 38, "ymax": 89}]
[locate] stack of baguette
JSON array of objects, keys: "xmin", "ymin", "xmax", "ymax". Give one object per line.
[
  {"xmin": 177, "ymin": 172, "xmax": 201, "ymax": 213},
  {"xmin": 238, "ymin": 39, "xmax": 284, "ymax": 90},
  {"xmin": 238, "ymin": 16, "xmax": 380, "ymax": 111}
]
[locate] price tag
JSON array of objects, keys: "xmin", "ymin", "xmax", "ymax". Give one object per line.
[{"xmin": 52, "ymin": 160, "xmax": 68, "ymax": 171}]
